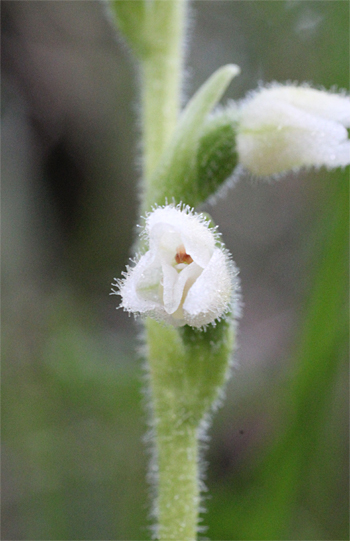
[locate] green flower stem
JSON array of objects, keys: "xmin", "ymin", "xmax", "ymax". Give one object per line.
[
  {"xmin": 146, "ymin": 319, "xmax": 200, "ymax": 541},
  {"xmin": 141, "ymin": 0, "xmax": 187, "ymax": 180},
  {"xmin": 139, "ymin": 4, "xmax": 204, "ymax": 538},
  {"xmin": 146, "ymin": 316, "xmax": 235, "ymax": 540},
  {"xmin": 156, "ymin": 426, "xmax": 199, "ymax": 541},
  {"xmin": 111, "ymin": 2, "xmax": 235, "ymax": 538},
  {"xmin": 137, "ymin": 3, "xmax": 235, "ymax": 538}
]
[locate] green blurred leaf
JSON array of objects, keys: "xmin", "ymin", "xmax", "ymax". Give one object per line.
[
  {"xmin": 109, "ymin": 0, "xmax": 147, "ymax": 57},
  {"xmin": 207, "ymin": 170, "xmax": 349, "ymax": 541}
]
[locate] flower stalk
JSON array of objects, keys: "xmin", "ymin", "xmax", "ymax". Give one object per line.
[
  {"xmin": 141, "ymin": 0, "xmax": 187, "ymax": 181},
  {"xmin": 136, "ymin": 2, "xmax": 207, "ymax": 538},
  {"xmin": 156, "ymin": 423, "xmax": 199, "ymax": 541},
  {"xmin": 146, "ymin": 319, "xmax": 200, "ymax": 541},
  {"xmin": 138, "ymin": 4, "xmax": 231, "ymax": 537},
  {"xmin": 146, "ymin": 316, "xmax": 236, "ymax": 541}
]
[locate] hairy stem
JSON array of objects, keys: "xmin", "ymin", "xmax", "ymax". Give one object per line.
[
  {"xmin": 146, "ymin": 318, "xmax": 203, "ymax": 541},
  {"xmin": 141, "ymin": 3, "xmax": 203, "ymax": 538},
  {"xmin": 141, "ymin": 0, "xmax": 187, "ymax": 181},
  {"xmin": 156, "ymin": 425, "xmax": 199, "ymax": 541}
]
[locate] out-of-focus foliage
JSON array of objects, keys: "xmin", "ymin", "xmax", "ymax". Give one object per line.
[
  {"xmin": 3, "ymin": 312, "xmax": 148, "ymax": 539},
  {"xmin": 207, "ymin": 173, "xmax": 349, "ymax": 540},
  {"xmin": 2, "ymin": 1, "xmax": 348, "ymax": 540}
]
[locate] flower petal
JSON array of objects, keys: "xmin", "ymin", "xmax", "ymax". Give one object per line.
[
  {"xmin": 147, "ymin": 206, "xmax": 215, "ymax": 267},
  {"xmin": 120, "ymin": 252, "xmax": 162, "ymax": 313},
  {"xmin": 183, "ymin": 248, "xmax": 233, "ymax": 327},
  {"xmin": 150, "ymin": 222, "xmax": 182, "ymax": 264},
  {"xmin": 162, "ymin": 261, "xmax": 203, "ymax": 316},
  {"xmin": 237, "ymin": 94, "xmax": 350, "ymax": 175},
  {"xmin": 262, "ymin": 86, "xmax": 350, "ymax": 127}
]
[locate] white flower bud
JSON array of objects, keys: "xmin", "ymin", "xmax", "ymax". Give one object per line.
[
  {"xmin": 236, "ymin": 85, "xmax": 350, "ymax": 176},
  {"xmin": 113, "ymin": 205, "xmax": 239, "ymax": 328}
]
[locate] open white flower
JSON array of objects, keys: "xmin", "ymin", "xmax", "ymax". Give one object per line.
[
  {"xmin": 236, "ymin": 85, "xmax": 350, "ymax": 176},
  {"xmin": 113, "ymin": 205, "xmax": 238, "ymax": 328}
]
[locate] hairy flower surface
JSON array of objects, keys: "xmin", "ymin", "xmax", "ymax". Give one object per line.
[
  {"xmin": 113, "ymin": 205, "xmax": 238, "ymax": 328},
  {"xmin": 236, "ymin": 85, "xmax": 350, "ymax": 176}
]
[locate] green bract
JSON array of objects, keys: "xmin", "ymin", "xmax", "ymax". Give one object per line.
[{"xmin": 145, "ymin": 64, "xmax": 240, "ymax": 210}]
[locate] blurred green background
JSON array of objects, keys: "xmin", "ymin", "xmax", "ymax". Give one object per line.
[{"xmin": 2, "ymin": 1, "xmax": 348, "ymax": 539}]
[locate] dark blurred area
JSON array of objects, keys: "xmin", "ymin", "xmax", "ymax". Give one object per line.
[{"xmin": 2, "ymin": 1, "xmax": 349, "ymax": 540}]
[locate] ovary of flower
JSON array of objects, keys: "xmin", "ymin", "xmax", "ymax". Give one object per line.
[
  {"xmin": 114, "ymin": 205, "xmax": 238, "ymax": 328},
  {"xmin": 236, "ymin": 85, "xmax": 350, "ymax": 176}
]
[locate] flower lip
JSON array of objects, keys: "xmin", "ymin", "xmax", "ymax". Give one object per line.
[{"xmin": 112, "ymin": 204, "xmax": 239, "ymax": 328}]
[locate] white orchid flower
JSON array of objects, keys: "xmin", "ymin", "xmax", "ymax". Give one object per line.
[
  {"xmin": 236, "ymin": 85, "xmax": 350, "ymax": 176},
  {"xmin": 113, "ymin": 205, "xmax": 239, "ymax": 328}
]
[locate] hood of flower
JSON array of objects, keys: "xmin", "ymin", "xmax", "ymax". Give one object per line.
[
  {"xmin": 236, "ymin": 84, "xmax": 350, "ymax": 176},
  {"xmin": 114, "ymin": 205, "xmax": 238, "ymax": 328}
]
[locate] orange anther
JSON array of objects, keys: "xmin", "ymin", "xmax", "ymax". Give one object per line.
[{"xmin": 175, "ymin": 245, "xmax": 193, "ymax": 265}]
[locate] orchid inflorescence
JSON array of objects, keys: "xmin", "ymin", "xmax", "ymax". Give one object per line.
[{"xmin": 108, "ymin": 2, "xmax": 349, "ymax": 538}]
